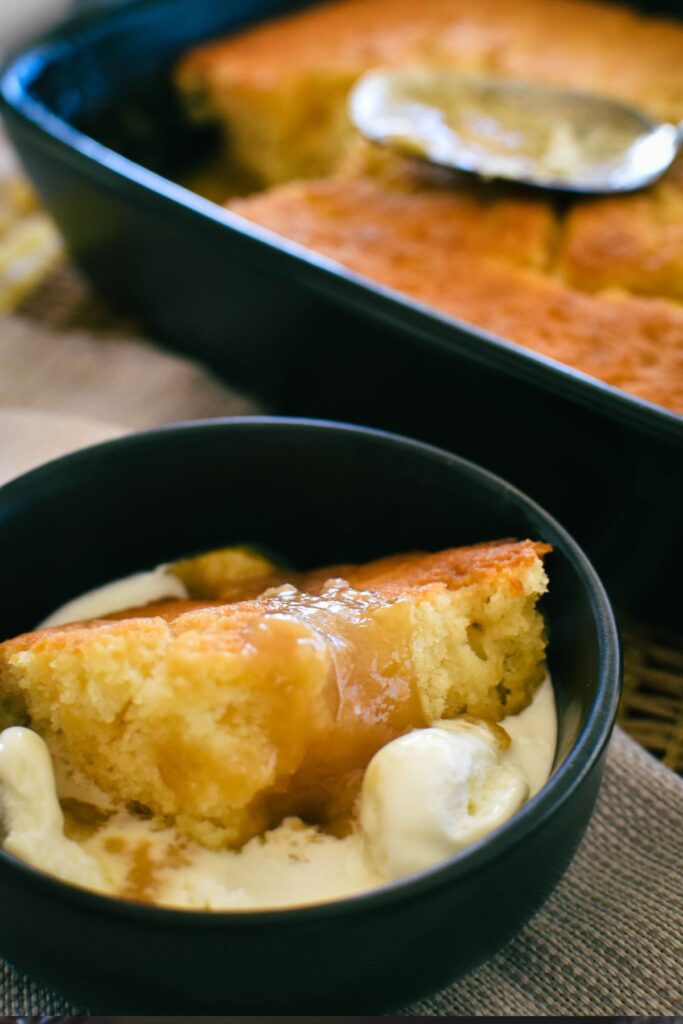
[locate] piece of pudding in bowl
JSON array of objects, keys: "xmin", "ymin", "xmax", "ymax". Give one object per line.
[
  {"xmin": 0, "ymin": 417, "xmax": 620, "ymax": 1012},
  {"xmin": 0, "ymin": 538, "xmax": 555, "ymax": 910}
]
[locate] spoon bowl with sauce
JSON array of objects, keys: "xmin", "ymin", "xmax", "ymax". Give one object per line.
[{"xmin": 350, "ymin": 69, "xmax": 681, "ymax": 194}]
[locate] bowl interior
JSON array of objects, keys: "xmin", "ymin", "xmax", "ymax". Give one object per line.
[{"xmin": 0, "ymin": 418, "xmax": 616, "ymax": 776}]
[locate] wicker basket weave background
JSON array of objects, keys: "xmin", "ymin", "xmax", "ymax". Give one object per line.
[
  {"xmin": 2, "ymin": 172, "xmax": 682, "ymax": 775},
  {"xmin": 622, "ymin": 621, "xmax": 683, "ymax": 774}
]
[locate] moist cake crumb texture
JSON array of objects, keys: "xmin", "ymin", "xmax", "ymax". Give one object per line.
[{"xmin": 0, "ymin": 540, "xmax": 549, "ymax": 851}]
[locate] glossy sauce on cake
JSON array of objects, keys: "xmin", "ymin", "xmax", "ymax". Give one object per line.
[{"xmin": 0, "ymin": 542, "xmax": 555, "ymax": 909}]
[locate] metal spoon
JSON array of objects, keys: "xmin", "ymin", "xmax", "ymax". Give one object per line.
[{"xmin": 349, "ymin": 69, "xmax": 682, "ymax": 194}]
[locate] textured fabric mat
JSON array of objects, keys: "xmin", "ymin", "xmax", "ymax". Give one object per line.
[{"xmin": 0, "ymin": 314, "xmax": 257, "ymax": 429}]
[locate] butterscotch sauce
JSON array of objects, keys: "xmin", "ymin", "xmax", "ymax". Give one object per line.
[
  {"xmin": 238, "ymin": 581, "xmax": 428, "ymax": 835},
  {"xmin": 104, "ymin": 835, "xmax": 126, "ymax": 854},
  {"xmin": 61, "ymin": 797, "xmax": 112, "ymax": 841},
  {"xmin": 104, "ymin": 579, "xmax": 429, "ymax": 839},
  {"xmin": 120, "ymin": 839, "xmax": 158, "ymax": 902},
  {"xmin": 118, "ymin": 837, "xmax": 193, "ymax": 903}
]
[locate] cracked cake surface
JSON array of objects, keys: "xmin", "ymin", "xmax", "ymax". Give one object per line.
[{"xmin": 177, "ymin": 0, "xmax": 683, "ymax": 414}]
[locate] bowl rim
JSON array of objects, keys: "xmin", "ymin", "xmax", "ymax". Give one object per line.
[
  {"xmin": 0, "ymin": 415, "xmax": 621, "ymax": 924},
  {"xmin": 0, "ymin": 0, "xmax": 681, "ymax": 448}
]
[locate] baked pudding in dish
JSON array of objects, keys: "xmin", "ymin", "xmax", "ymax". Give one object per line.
[
  {"xmin": 0, "ymin": 539, "xmax": 555, "ymax": 909},
  {"xmin": 176, "ymin": 0, "xmax": 683, "ymax": 415}
]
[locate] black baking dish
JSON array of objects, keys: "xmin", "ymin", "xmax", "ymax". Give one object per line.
[{"xmin": 1, "ymin": 0, "xmax": 681, "ymax": 617}]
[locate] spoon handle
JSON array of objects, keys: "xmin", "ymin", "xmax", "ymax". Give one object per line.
[{"xmin": 676, "ymin": 121, "xmax": 683, "ymax": 151}]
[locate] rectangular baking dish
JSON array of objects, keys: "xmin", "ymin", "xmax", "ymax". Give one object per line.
[{"xmin": 1, "ymin": 0, "xmax": 681, "ymax": 617}]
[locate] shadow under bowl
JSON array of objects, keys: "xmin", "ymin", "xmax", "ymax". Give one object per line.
[{"xmin": 0, "ymin": 416, "xmax": 620, "ymax": 1013}]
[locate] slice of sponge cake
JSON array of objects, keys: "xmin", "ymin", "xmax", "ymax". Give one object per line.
[{"xmin": 0, "ymin": 540, "xmax": 549, "ymax": 849}]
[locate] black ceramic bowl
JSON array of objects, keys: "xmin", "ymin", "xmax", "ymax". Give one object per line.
[{"xmin": 0, "ymin": 417, "xmax": 620, "ymax": 1013}]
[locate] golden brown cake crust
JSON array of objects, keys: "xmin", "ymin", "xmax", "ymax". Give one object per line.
[
  {"xmin": 176, "ymin": 0, "xmax": 683, "ymax": 415},
  {"xmin": 302, "ymin": 539, "xmax": 551, "ymax": 596},
  {"xmin": 14, "ymin": 539, "xmax": 549, "ymax": 627},
  {"xmin": 230, "ymin": 154, "xmax": 683, "ymax": 413},
  {"xmin": 178, "ymin": 0, "xmax": 683, "ymax": 123}
]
